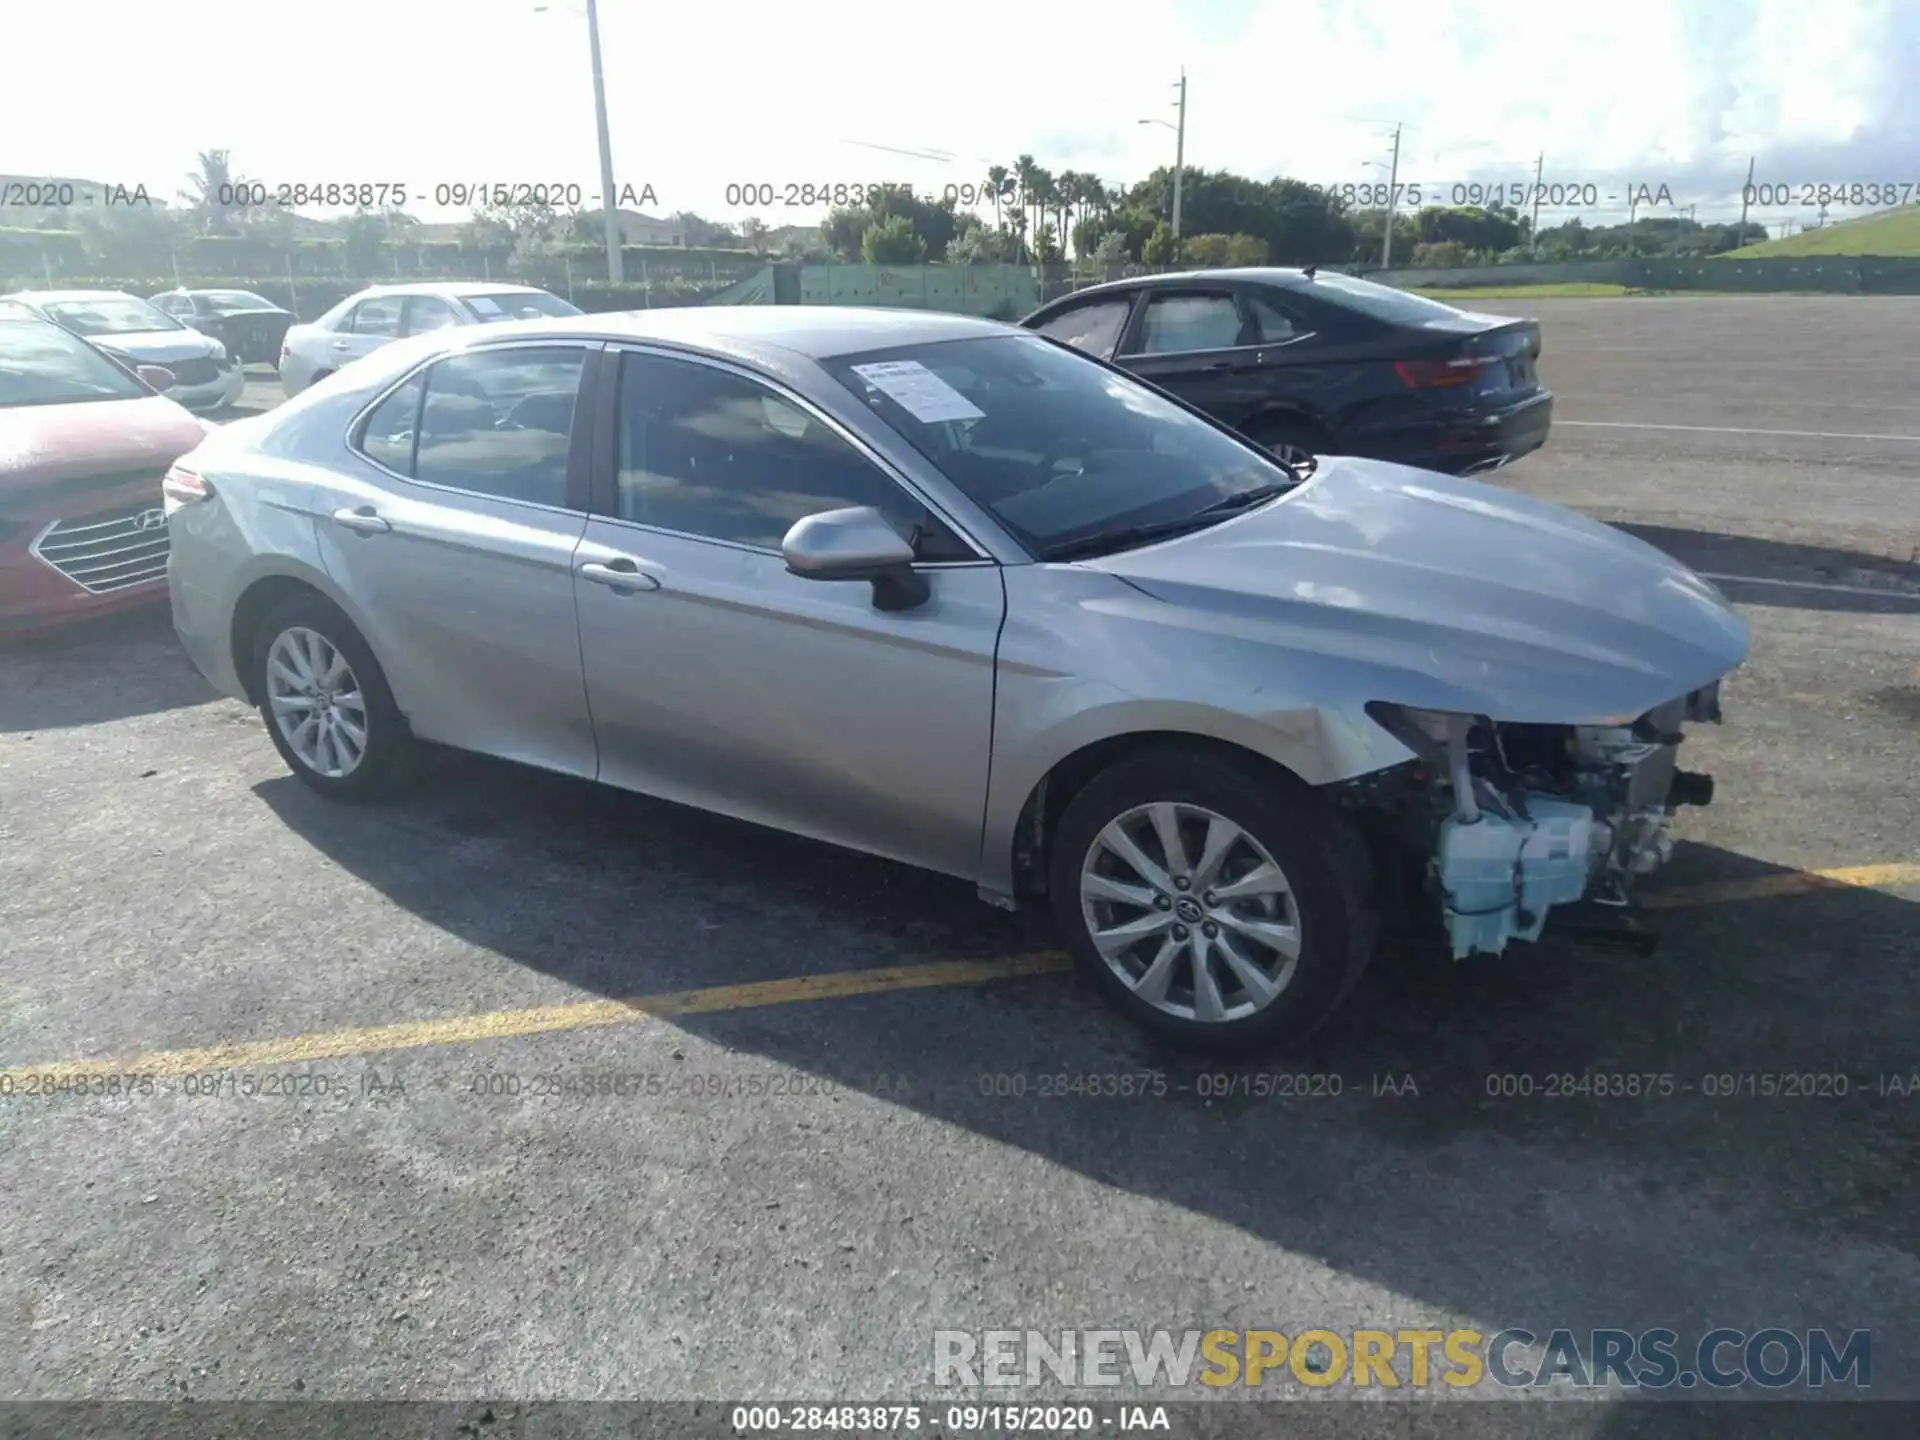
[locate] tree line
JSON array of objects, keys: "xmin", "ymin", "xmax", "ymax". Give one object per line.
[{"xmin": 14, "ymin": 149, "xmax": 1769, "ymax": 280}]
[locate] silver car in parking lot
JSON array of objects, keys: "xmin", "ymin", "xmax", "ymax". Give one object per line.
[{"xmin": 165, "ymin": 307, "xmax": 1748, "ymax": 1051}]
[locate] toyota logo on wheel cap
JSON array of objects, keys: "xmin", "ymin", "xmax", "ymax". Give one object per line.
[{"xmin": 133, "ymin": 508, "xmax": 167, "ymax": 531}]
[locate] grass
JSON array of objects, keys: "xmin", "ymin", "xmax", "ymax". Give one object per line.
[
  {"xmin": 1724, "ymin": 205, "xmax": 1920, "ymax": 257},
  {"xmin": 1410, "ymin": 283, "xmax": 1632, "ymax": 299}
]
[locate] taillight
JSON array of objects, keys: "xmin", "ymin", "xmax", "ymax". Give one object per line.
[
  {"xmin": 162, "ymin": 464, "xmax": 212, "ymax": 514},
  {"xmin": 1393, "ymin": 355, "xmax": 1495, "ymax": 389}
]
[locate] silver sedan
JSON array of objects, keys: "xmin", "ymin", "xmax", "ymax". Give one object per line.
[{"xmin": 164, "ymin": 308, "xmax": 1748, "ymax": 1052}]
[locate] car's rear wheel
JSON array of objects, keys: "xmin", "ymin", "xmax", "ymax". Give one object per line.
[
  {"xmin": 1244, "ymin": 416, "xmax": 1328, "ymax": 468},
  {"xmin": 1049, "ymin": 748, "xmax": 1377, "ymax": 1053},
  {"xmin": 252, "ymin": 594, "xmax": 413, "ymax": 800}
]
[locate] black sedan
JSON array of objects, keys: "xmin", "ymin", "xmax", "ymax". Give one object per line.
[
  {"xmin": 1021, "ymin": 268, "xmax": 1552, "ymax": 475},
  {"xmin": 148, "ymin": 288, "xmax": 298, "ymax": 367}
]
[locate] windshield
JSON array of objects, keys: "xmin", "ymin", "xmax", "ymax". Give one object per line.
[
  {"xmin": 202, "ymin": 290, "xmax": 278, "ymax": 314},
  {"xmin": 463, "ymin": 292, "xmax": 583, "ymax": 322},
  {"xmin": 1301, "ymin": 272, "xmax": 1469, "ymax": 323},
  {"xmin": 824, "ymin": 333, "xmax": 1294, "ymax": 558},
  {"xmin": 41, "ymin": 296, "xmax": 182, "ymax": 336},
  {"xmin": 0, "ymin": 317, "xmax": 149, "ymax": 407}
]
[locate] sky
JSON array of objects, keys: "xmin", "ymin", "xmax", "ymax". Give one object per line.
[{"xmin": 2, "ymin": 0, "xmax": 1915, "ymax": 235}]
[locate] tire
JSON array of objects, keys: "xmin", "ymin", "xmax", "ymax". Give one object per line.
[
  {"xmin": 251, "ymin": 592, "xmax": 415, "ymax": 800},
  {"xmin": 1244, "ymin": 416, "xmax": 1328, "ymax": 468},
  {"xmin": 1049, "ymin": 747, "xmax": 1377, "ymax": 1054}
]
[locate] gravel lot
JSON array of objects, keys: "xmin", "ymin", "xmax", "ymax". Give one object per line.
[{"xmin": 2, "ymin": 302, "xmax": 1917, "ymax": 1428}]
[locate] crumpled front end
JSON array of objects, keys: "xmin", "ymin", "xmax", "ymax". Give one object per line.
[{"xmin": 1363, "ymin": 684, "xmax": 1726, "ymax": 958}]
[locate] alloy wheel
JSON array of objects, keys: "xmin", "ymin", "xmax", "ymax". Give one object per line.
[
  {"xmin": 265, "ymin": 626, "xmax": 369, "ymax": 780},
  {"xmin": 1079, "ymin": 801, "xmax": 1303, "ymax": 1023}
]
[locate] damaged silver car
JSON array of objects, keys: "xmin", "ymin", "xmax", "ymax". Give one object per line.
[{"xmin": 166, "ymin": 308, "xmax": 1748, "ymax": 1053}]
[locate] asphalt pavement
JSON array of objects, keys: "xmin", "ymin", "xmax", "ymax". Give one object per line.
[{"xmin": 1, "ymin": 300, "xmax": 1917, "ymax": 1425}]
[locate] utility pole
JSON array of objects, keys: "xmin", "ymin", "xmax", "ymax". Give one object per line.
[
  {"xmin": 1171, "ymin": 68, "xmax": 1187, "ymax": 244},
  {"xmin": 1529, "ymin": 151, "xmax": 1544, "ymax": 256},
  {"xmin": 1381, "ymin": 122, "xmax": 1403, "ymax": 269},
  {"xmin": 585, "ymin": 0, "xmax": 624, "ymax": 283},
  {"xmin": 1738, "ymin": 155, "xmax": 1755, "ymax": 233}
]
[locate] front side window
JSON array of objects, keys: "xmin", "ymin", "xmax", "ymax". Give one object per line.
[
  {"xmin": 399, "ymin": 347, "xmax": 586, "ymax": 506},
  {"xmin": 347, "ymin": 297, "xmax": 404, "ymax": 338},
  {"xmin": 41, "ymin": 296, "xmax": 181, "ymax": 336},
  {"xmin": 615, "ymin": 352, "xmax": 969, "ymax": 556},
  {"xmin": 404, "ymin": 296, "xmax": 463, "ymax": 334},
  {"xmin": 1128, "ymin": 293, "xmax": 1246, "ymax": 355},
  {"xmin": 1032, "ymin": 297, "xmax": 1132, "ymax": 358},
  {"xmin": 825, "ymin": 333, "xmax": 1294, "ymax": 559},
  {"xmin": 0, "ymin": 317, "xmax": 148, "ymax": 406}
]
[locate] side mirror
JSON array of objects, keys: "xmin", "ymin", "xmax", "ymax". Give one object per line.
[
  {"xmin": 136, "ymin": 364, "xmax": 176, "ymax": 391},
  {"xmin": 781, "ymin": 505, "xmax": 930, "ymax": 612}
]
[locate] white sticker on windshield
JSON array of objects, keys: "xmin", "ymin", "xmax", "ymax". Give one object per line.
[
  {"xmin": 849, "ymin": 359, "xmax": 985, "ymax": 424},
  {"xmin": 468, "ymin": 297, "xmax": 504, "ymax": 317}
]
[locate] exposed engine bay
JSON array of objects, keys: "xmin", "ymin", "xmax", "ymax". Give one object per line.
[{"xmin": 1358, "ymin": 684, "xmax": 1726, "ymax": 957}]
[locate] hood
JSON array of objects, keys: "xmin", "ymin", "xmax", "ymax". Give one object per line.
[
  {"xmin": 1085, "ymin": 458, "xmax": 1750, "ymax": 725},
  {"xmin": 87, "ymin": 329, "xmax": 222, "ymax": 363},
  {"xmin": 0, "ymin": 395, "xmax": 210, "ymax": 491}
]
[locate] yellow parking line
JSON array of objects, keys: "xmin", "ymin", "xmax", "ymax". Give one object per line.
[
  {"xmin": 4, "ymin": 861, "xmax": 1916, "ymax": 1081},
  {"xmin": 1640, "ymin": 862, "xmax": 1920, "ymax": 909},
  {"xmin": 0, "ymin": 953, "xmax": 1071, "ymax": 1083}
]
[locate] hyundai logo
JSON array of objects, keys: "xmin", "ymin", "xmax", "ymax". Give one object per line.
[{"xmin": 133, "ymin": 508, "xmax": 167, "ymax": 532}]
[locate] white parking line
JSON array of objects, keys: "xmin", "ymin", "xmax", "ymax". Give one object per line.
[
  {"xmin": 1558, "ymin": 420, "xmax": 1920, "ymax": 443},
  {"xmin": 1701, "ymin": 572, "xmax": 1920, "ymax": 600}
]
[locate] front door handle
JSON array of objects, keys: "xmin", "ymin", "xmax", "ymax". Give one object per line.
[
  {"xmin": 332, "ymin": 505, "xmax": 391, "ymax": 535},
  {"xmin": 330, "ymin": 339, "xmax": 352, "ymax": 351},
  {"xmin": 578, "ymin": 558, "xmax": 661, "ymax": 593}
]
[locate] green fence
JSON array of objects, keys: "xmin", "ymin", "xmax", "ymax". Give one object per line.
[{"xmin": 1366, "ymin": 256, "xmax": 1920, "ymax": 294}]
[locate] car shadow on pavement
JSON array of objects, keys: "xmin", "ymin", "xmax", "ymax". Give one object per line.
[
  {"xmin": 260, "ymin": 749, "xmax": 1920, "ymax": 1384},
  {"xmin": 0, "ymin": 603, "xmax": 217, "ymax": 733},
  {"xmin": 1618, "ymin": 523, "xmax": 1920, "ymax": 614}
]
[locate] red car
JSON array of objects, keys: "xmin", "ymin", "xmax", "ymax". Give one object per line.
[{"xmin": 0, "ymin": 312, "xmax": 211, "ymax": 634}]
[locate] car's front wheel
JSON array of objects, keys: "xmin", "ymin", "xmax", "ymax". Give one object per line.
[
  {"xmin": 252, "ymin": 594, "xmax": 414, "ymax": 799},
  {"xmin": 1049, "ymin": 748, "xmax": 1377, "ymax": 1053}
]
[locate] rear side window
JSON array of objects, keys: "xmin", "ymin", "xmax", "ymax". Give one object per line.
[
  {"xmin": 1032, "ymin": 297, "xmax": 1132, "ymax": 358},
  {"xmin": 1129, "ymin": 293, "xmax": 1243, "ymax": 355},
  {"xmin": 357, "ymin": 347, "xmax": 586, "ymax": 508},
  {"xmin": 347, "ymin": 296, "xmax": 403, "ymax": 337},
  {"xmin": 357, "ymin": 372, "xmax": 426, "ymax": 473},
  {"xmin": 1243, "ymin": 293, "xmax": 1303, "ymax": 343}
]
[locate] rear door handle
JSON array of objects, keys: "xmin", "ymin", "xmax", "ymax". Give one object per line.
[
  {"xmin": 578, "ymin": 558, "xmax": 661, "ymax": 593},
  {"xmin": 332, "ymin": 506, "xmax": 391, "ymax": 535}
]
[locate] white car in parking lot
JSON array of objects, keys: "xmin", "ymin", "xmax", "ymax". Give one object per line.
[{"xmin": 277, "ymin": 282, "xmax": 583, "ymax": 398}]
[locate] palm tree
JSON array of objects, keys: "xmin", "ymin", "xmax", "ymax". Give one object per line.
[
  {"xmin": 1053, "ymin": 171, "xmax": 1078, "ymax": 259},
  {"xmin": 1027, "ymin": 167, "xmax": 1056, "ymax": 259},
  {"xmin": 181, "ymin": 149, "xmax": 246, "ymax": 235},
  {"xmin": 1012, "ymin": 155, "xmax": 1040, "ymax": 259},
  {"xmin": 986, "ymin": 165, "xmax": 1010, "ymax": 232}
]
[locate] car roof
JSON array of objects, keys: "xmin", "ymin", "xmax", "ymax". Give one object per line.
[
  {"xmin": 1034, "ymin": 267, "xmax": 1346, "ymax": 308},
  {"xmin": 393, "ymin": 305, "xmax": 1016, "ymax": 362},
  {"xmin": 350, "ymin": 281, "xmax": 554, "ymax": 298}
]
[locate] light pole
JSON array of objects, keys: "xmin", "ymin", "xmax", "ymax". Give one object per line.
[
  {"xmin": 534, "ymin": 0, "xmax": 624, "ymax": 284},
  {"xmin": 1137, "ymin": 67, "xmax": 1187, "ymax": 243}
]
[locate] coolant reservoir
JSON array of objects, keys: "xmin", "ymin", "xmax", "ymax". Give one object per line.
[{"xmin": 1436, "ymin": 797, "xmax": 1598, "ymax": 958}]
